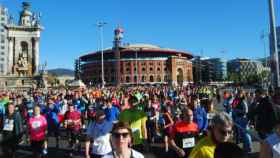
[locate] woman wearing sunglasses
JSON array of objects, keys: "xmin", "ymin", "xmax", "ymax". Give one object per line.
[{"xmin": 103, "ymin": 121, "xmax": 144, "ymax": 158}]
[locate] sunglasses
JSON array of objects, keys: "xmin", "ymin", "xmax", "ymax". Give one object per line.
[
  {"xmin": 218, "ymin": 128, "xmax": 232, "ymax": 136},
  {"xmin": 112, "ymin": 132, "xmax": 130, "ymax": 138}
]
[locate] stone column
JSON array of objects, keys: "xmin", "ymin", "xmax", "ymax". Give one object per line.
[
  {"xmin": 33, "ymin": 37, "xmax": 40, "ymax": 75},
  {"xmin": 170, "ymin": 57, "xmax": 177, "ymax": 86},
  {"xmin": 8, "ymin": 37, "xmax": 14, "ymax": 75}
]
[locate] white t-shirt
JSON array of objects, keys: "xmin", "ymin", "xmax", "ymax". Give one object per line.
[
  {"xmin": 102, "ymin": 149, "xmax": 144, "ymax": 158},
  {"xmin": 86, "ymin": 120, "xmax": 113, "ymax": 155}
]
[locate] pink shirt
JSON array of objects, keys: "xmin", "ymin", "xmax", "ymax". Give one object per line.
[{"xmin": 28, "ymin": 115, "xmax": 47, "ymax": 141}]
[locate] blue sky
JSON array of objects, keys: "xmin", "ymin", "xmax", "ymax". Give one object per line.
[{"xmin": 1, "ymin": 0, "xmax": 277, "ymax": 69}]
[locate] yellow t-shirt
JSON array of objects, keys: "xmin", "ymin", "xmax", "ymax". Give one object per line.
[
  {"xmin": 119, "ymin": 109, "xmax": 147, "ymax": 145},
  {"xmin": 189, "ymin": 135, "xmax": 216, "ymax": 158}
]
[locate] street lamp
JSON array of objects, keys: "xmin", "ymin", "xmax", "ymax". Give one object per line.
[
  {"xmin": 134, "ymin": 48, "xmax": 138, "ymax": 86},
  {"xmin": 260, "ymin": 30, "xmax": 269, "ymax": 67},
  {"xmin": 268, "ymin": 0, "xmax": 280, "ymax": 88},
  {"xmin": 96, "ymin": 21, "xmax": 107, "ymax": 89}
]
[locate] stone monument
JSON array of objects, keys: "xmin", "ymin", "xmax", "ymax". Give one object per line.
[{"xmin": 0, "ymin": 2, "xmax": 43, "ymax": 90}]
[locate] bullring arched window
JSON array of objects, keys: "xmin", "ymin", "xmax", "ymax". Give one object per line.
[
  {"xmin": 164, "ymin": 75, "xmax": 168, "ymax": 82},
  {"xmin": 157, "ymin": 75, "xmax": 161, "ymax": 82},
  {"xmin": 150, "ymin": 76, "xmax": 154, "ymax": 82},
  {"xmin": 126, "ymin": 68, "xmax": 130, "ymax": 72},
  {"xmin": 142, "ymin": 76, "xmax": 146, "ymax": 82},
  {"xmin": 126, "ymin": 76, "xmax": 130, "ymax": 83}
]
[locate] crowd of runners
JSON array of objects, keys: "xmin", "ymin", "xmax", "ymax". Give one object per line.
[{"xmin": 1, "ymin": 85, "xmax": 280, "ymax": 158}]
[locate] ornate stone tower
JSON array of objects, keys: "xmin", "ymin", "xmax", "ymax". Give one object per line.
[
  {"xmin": 113, "ymin": 27, "xmax": 124, "ymax": 86},
  {"xmin": 5, "ymin": 2, "xmax": 42, "ymax": 77}
]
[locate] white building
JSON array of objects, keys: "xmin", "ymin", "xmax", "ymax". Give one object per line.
[
  {"xmin": 0, "ymin": 5, "xmax": 8, "ymax": 75},
  {"xmin": 5, "ymin": 2, "xmax": 42, "ymax": 76},
  {"xmin": 0, "ymin": 2, "xmax": 43, "ymax": 89}
]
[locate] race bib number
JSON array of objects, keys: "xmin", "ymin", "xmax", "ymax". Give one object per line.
[
  {"xmin": 28, "ymin": 109, "xmax": 33, "ymax": 113},
  {"xmin": 31, "ymin": 121, "xmax": 42, "ymax": 130},
  {"xmin": 182, "ymin": 137, "xmax": 195, "ymax": 148},
  {"xmin": 3, "ymin": 119, "xmax": 14, "ymax": 131},
  {"xmin": 207, "ymin": 113, "xmax": 215, "ymax": 120},
  {"xmin": 131, "ymin": 128, "xmax": 140, "ymax": 135},
  {"xmin": 66, "ymin": 120, "xmax": 74, "ymax": 125}
]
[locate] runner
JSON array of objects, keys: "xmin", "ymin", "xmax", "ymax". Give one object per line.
[
  {"xmin": 144, "ymin": 99, "xmax": 157, "ymax": 144},
  {"xmin": 1, "ymin": 103, "xmax": 24, "ymax": 158},
  {"xmin": 169, "ymin": 108, "xmax": 199, "ymax": 158},
  {"xmin": 103, "ymin": 121, "xmax": 144, "ymax": 158},
  {"xmin": 161, "ymin": 106, "xmax": 174, "ymax": 152},
  {"xmin": 191, "ymin": 96, "xmax": 208, "ymax": 135},
  {"xmin": 45, "ymin": 98, "xmax": 60, "ymax": 149},
  {"xmin": 85, "ymin": 110, "xmax": 113, "ymax": 158},
  {"xmin": 189, "ymin": 112, "xmax": 233, "ymax": 158},
  {"xmin": 28, "ymin": 105, "xmax": 48, "ymax": 158},
  {"xmin": 259, "ymin": 105, "xmax": 280, "ymax": 158},
  {"xmin": 233, "ymin": 90, "xmax": 252, "ymax": 152},
  {"xmin": 104, "ymin": 98, "xmax": 120, "ymax": 123},
  {"xmin": 64, "ymin": 103, "xmax": 82, "ymax": 157},
  {"xmin": 119, "ymin": 96, "xmax": 148, "ymax": 152}
]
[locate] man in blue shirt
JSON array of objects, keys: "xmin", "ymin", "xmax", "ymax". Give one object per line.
[
  {"xmin": 104, "ymin": 98, "xmax": 120, "ymax": 123},
  {"xmin": 192, "ymin": 96, "xmax": 208, "ymax": 134}
]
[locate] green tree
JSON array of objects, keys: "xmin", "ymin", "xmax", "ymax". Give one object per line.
[
  {"xmin": 227, "ymin": 72, "xmax": 241, "ymax": 84},
  {"xmin": 246, "ymin": 74, "xmax": 259, "ymax": 85},
  {"xmin": 47, "ymin": 73, "xmax": 59, "ymax": 87}
]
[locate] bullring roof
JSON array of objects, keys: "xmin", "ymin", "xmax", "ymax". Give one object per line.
[
  {"xmin": 124, "ymin": 43, "xmax": 179, "ymax": 52},
  {"xmin": 80, "ymin": 43, "xmax": 193, "ymax": 59}
]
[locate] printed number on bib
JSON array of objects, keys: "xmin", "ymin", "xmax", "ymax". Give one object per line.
[
  {"xmin": 131, "ymin": 128, "xmax": 140, "ymax": 135},
  {"xmin": 32, "ymin": 121, "xmax": 42, "ymax": 129},
  {"xmin": 3, "ymin": 119, "xmax": 14, "ymax": 131},
  {"xmin": 182, "ymin": 137, "xmax": 195, "ymax": 148},
  {"xmin": 207, "ymin": 113, "xmax": 215, "ymax": 120}
]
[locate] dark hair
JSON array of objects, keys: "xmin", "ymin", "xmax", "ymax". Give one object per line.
[
  {"xmin": 111, "ymin": 121, "xmax": 133, "ymax": 144},
  {"xmin": 68, "ymin": 103, "xmax": 74, "ymax": 107},
  {"xmin": 180, "ymin": 108, "xmax": 192, "ymax": 120},
  {"xmin": 161, "ymin": 106, "xmax": 168, "ymax": 113},
  {"xmin": 214, "ymin": 142, "xmax": 247, "ymax": 158}
]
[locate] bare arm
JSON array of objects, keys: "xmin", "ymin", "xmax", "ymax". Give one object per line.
[
  {"xmin": 142, "ymin": 119, "xmax": 148, "ymax": 139},
  {"xmin": 164, "ymin": 113, "xmax": 174, "ymax": 129},
  {"xmin": 169, "ymin": 138, "xmax": 185, "ymax": 157},
  {"xmin": 85, "ymin": 139, "xmax": 91, "ymax": 158},
  {"xmin": 260, "ymin": 141, "xmax": 272, "ymax": 158}
]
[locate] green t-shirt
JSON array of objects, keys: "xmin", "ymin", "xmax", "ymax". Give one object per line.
[
  {"xmin": 0, "ymin": 98, "xmax": 9, "ymax": 107},
  {"xmin": 119, "ymin": 109, "xmax": 147, "ymax": 145}
]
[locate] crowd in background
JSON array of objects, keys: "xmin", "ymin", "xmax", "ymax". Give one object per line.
[{"xmin": 0, "ymin": 85, "xmax": 280, "ymax": 158}]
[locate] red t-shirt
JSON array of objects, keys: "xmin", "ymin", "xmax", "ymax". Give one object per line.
[
  {"xmin": 64, "ymin": 111, "xmax": 81, "ymax": 131},
  {"xmin": 171, "ymin": 121, "xmax": 199, "ymax": 138}
]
